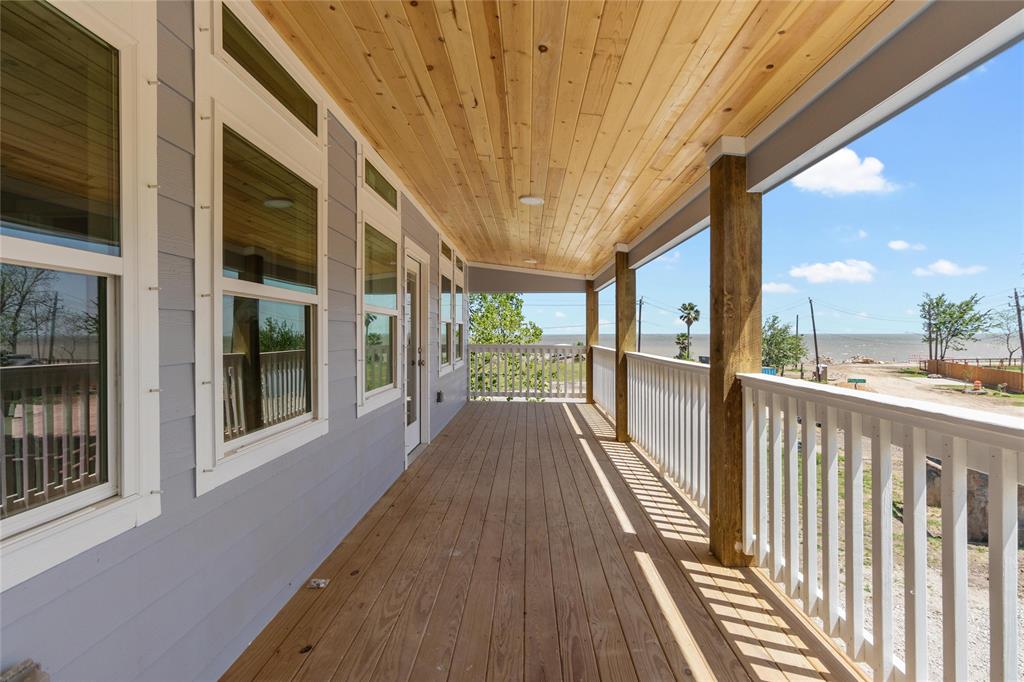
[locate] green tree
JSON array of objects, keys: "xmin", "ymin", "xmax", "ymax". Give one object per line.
[
  {"xmin": 468, "ymin": 293, "xmax": 542, "ymax": 344},
  {"xmin": 761, "ymin": 315, "xmax": 805, "ymax": 375},
  {"xmin": 677, "ymin": 302, "xmax": 700, "ymax": 359},
  {"xmin": 919, "ymin": 292, "xmax": 991, "ymax": 360},
  {"xmin": 260, "ymin": 317, "xmax": 305, "ymax": 352},
  {"xmin": 468, "ymin": 293, "xmax": 545, "ymax": 398},
  {"xmin": 674, "ymin": 332, "xmax": 691, "ymax": 360}
]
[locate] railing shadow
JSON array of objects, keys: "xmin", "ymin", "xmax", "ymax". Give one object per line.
[{"xmin": 564, "ymin": 402, "xmax": 863, "ymax": 682}]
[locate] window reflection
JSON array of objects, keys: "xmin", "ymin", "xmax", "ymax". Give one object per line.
[
  {"xmin": 365, "ymin": 313, "xmax": 394, "ymax": 392},
  {"xmin": 1, "ymin": 1, "xmax": 120, "ymax": 255},
  {"xmin": 1, "ymin": 264, "xmax": 108, "ymax": 518},
  {"xmin": 222, "ymin": 295, "xmax": 311, "ymax": 441},
  {"xmin": 222, "ymin": 127, "xmax": 317, "ymax": 294}
]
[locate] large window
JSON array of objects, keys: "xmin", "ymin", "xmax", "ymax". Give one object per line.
[
  {"xmin": 0, "ymin": 0, "xmax": 159, "ymax": 590},
  {"xmin": 218, "ymin": 127, "xmax": 316, "ymax": 445},
  {"xmin": 363, "ymin": 225, "xmax": 398, "ymax": 394},
  {"xmin": 440, "ymin": 270, "xmax": 452, "ymax": 369},
  {"xmin": 195, "ymin": 2, "xmax": 327, "ymax": 494}
]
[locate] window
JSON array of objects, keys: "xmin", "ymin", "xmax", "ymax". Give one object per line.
[
  {"xmin": 363, "ymin": 224, "xmax": 398, "ymax": 394},
  {"xmin": 365, "ymin": 160, "xmax": 398, "ymax": 210},
  {"xmin": 0, "ymin": 0, "xmax": 159, "ymax": 591},
  {"xmin": 195, "ymin": 2, "xmax": 328, "ymax": 494},
  {"xmin": 221, "ymin": 5, "xmax": 317, "ymax": 134},
  {"xmin": 440, "ymin": 274, "xmax": 452, "ymax": 367},
  {"xmin": 454, "ymin": 283, "xmax": 464, "ymax": 363},
  {"xmin": 218, "ymin": 126, "xmax": 317, "ymax": 446}
]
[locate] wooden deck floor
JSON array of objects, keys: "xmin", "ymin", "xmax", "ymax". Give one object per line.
[{"xmin": 225, "ymin": 402, "xmax": 861, "ymax": 681}]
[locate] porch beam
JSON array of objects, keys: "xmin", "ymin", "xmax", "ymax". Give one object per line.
[
  {"xmin": 585, "ymin": 279, "xmax": 598, "ymax": 404},
  {"xmin": 614, "ymin": 249, "xmax": 635, "ymax": 442},
  {"xmin": 708, "ymin": 149, "xmax": 761, "ymax": 567}
]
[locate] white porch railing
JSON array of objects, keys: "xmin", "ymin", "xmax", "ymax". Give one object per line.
[
  {"xmin": 740, "ymin": 372, "xmax": 1022, "ymax": 681},
  {"xmin": 223, "ymin": 350, "xmax": 308, "ymax": 439},
  {"xmin": 591, "ymin": 345, "xmax": 616, "ymax": 415},
  {"xmin": 627, "ymin": 352, "xmax": 710, "ymax": 512},
  {"xmin": 468, "ymin": 344, "xmax": 586, "ymax": 400}
]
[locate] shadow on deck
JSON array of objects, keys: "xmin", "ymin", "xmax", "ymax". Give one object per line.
[{"xmin": 225, "ymin": 402, "xmax": 862, "ymax": 681}]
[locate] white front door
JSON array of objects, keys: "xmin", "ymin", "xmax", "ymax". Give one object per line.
[{"xmin": 404, "ymin": 253, "xmax": 424, "ymax": 458}]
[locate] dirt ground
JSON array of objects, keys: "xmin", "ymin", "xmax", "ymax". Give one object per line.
[{"xmin": 822, "ymin": 362, "xmax": 1024, "ymax": 417}]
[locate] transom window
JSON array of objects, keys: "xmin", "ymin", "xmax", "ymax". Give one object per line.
[
  {"xmin": 365, "ymin": 160, "xmax": 398, "ymax": 210},
  {"xmin": 221, "ymin": 5, "xmax": 317, "ymax": 135}
]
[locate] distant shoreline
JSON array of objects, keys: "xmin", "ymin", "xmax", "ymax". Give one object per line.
[{"xmin": 539, "ymin": 332, "xmax": 1012, "ymax": 364}]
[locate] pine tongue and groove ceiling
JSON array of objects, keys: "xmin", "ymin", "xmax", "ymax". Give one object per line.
[{"xmin": 256, "ymin": 0, "xmax": 890, "ymax": 276}]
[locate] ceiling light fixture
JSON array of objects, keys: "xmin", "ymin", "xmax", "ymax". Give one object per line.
[
  {"xmin": 518, "ymin": 195, "xmax": 544, "ymax": 206},
  {"xmin": 263, "ymin": 197, "xmax": 293, "ymax": 209},
  {"xmin": 523, "ymin": 258, "xmax": 539, "ymax": 264}
]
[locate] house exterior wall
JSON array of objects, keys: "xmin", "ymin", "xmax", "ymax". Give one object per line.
[{"xmin": 0, "ymin": 2, "xmax": 467, "ymax": 678}]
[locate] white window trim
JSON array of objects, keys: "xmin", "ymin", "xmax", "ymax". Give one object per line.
[
  {"xmin": 357, "ymin": 148, "xmax": 404, "ymax": 417},
  {"xmin": 438, "ymin": 242, "xmax": 454, "ymax": 376},
  {"xmin": 453, "ymin": 254, "xmax": 466, "ymax": 368},
  {"xmin": 0, "ymin": 0, "xmax": 161, "ymax": 592},
  {"xmin": 194, "ymin": 0, "xmax": 329, "ymax": 495}
]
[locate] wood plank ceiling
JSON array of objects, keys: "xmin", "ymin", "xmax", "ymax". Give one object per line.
[{"xmin": 256, "ymin": 0, "xmax": 890, "ymax": 275}]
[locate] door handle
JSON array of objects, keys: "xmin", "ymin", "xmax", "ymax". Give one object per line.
[{"xmin": 418, "ymin": 359, "xmax": 425, "ymax": 366}]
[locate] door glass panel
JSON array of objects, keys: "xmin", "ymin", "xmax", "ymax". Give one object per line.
[
  {"xmin": 1, "ymin": 0, "xmax": 120, "ymax": 255},
  {"xmin": 222, "ymin": 127, "xmax": 317, "ymax": 293},
  {"xmin": 405, "ymin": 266, "xmax": 417, "ymax": 427},
  {"xmin": 222, "ymin": 296, "xmax": 311, "ymax": 442},
  {"xmin": 1, "ymin": 264, "xmax": 108, "ymax": 518}
]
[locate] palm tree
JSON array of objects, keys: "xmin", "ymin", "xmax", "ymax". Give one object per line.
[{"xmin": 678, "ymin": 302, "xmax": 700, "ymax": 359}]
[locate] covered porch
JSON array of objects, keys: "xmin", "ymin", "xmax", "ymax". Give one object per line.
[{"xmin": 226, "ymin": 401, "xmax": 858, "ymax": 681}]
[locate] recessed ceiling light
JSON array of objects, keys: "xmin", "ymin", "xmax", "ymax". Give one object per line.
[
  {"xmin": 263, "ymin": 197, "xmax": 293, "ymax": 209},
  {"xmin": 523, "ymin": 258, "xmax": 539, "ymax": 264},
  {"xmin": 518, "ymin": 195, "xmax": 544, "ymax": 206}
]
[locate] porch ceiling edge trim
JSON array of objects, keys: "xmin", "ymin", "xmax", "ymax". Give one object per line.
[
  {"xmin": 467, "ymin": 263, "xmax": 587, "ymax": 294},
  {"xmin": 590, "ymin": 1, "xmax": 1023, "ymax": 281}
]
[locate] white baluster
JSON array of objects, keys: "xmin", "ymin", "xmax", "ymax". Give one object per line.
[
  {"xmin": 903, "ymin": 425, "xmax": 927, "ymax": 680},
  {"xmin": 941, "ymin": 436, "xmax": 967, "ymax": 680},
  {"xmin": 988, "ymin": 446, "xmax": 1019, "ymax": 682},
  {"xmin": 871, "ymin": 417, "xmax": 893, "ymax": 680}
]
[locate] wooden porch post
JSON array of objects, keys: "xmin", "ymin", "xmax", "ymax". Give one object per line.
[
  {"xmin": 585, "ymin": 279, "xmax": 598, "ymax": 404},
  {"xmin": 614, "ymin": 249, "xmax": 635, "ymax": 442},
  {"xmin": 709, "ymin": 148, "xmax": 761, "ymax": 567}
]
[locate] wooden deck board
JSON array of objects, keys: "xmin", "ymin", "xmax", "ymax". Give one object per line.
[{"xmin": 227, "ymin": 403, "xmax": 863, "ymax": 682}]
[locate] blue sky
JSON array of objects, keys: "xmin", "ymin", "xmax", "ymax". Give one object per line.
[{"xmin": 524, "ymin": 41, "xmax": 1024, "ymax": 337}]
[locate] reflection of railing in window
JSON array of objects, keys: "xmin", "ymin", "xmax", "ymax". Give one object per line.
[
  {"xmin": 223, "ymin": 350, "xmax": 308, "ymax": 440},
  {"xmin": 365, "ymin": 343, "xmax": 391, "ymax": 392},
  {"xmin": 1, "ymin": 363, "xmax": 103, "ymax": 519}
]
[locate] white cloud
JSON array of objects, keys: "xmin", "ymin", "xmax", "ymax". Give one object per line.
[
  {"xmin": 888, "ymin": 239, "xmax": 925, "ymax": 251},
  {"xmin": 789, "ymin": 259, "xmax": 876, "ymax": 284},
  {"xmin": 856, "ymin": 229, "xmax": 868, "ymax": 240},
  {"xmin": 791, "ymin": 148, "xmax": 897, "ymax": 196},
  {"xmin": 553, "ymin": 310, "xmax": 566, "ymax": 319},
  {"xmin": 763, "ymin": 281, "xmax": 798, "ymax": 294},
  {"xmin": 912, "ymin": 259, "xmax": 986, "ymax": 277}
]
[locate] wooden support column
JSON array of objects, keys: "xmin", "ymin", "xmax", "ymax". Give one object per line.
[
  {"xmin": 709, "ymin": 152, "xmax": 761, "ymax": 567},
  {"xmin": 585, "ymin": 280, "xmax": 598, "ymax": 404},
  {"xmin": 614, "ymin": 249, "xmax": 635, "ymax": 442}
]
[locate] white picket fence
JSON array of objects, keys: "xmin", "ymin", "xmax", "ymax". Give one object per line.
[
  {"xmin": 739, "ymin": 372, "xmax": 1022, "ymax": 681},
  {"xmin": 468, "ymin": 344, "xmax": 586, "ymax": 400},
  {"xmin": 223, "ymin": 350, "xmax": 308, "ymax": 439},
  {"xmin": 591, "ymin": 346, "xmax": 616, "ymax": 416},
  {"xmin": 626, "ymin": 352, "xmax": 710, "ymax": 512}
]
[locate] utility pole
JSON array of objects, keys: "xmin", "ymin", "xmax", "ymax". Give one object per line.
[
  {"xmin": 47, "ymin": 292, "xmax": 58, "ymax": 364},
  {"xmin": 637, "ymin": 297, "xmax": 644, "ymax": 353},
  {"xmin": 808, "ymin": 298, "xmax": 821, "ymax": 382},
  {"xmin": 796, "ymin": 314, "xmax": 803, "ymax": 379},
  {"xmin": 1014, "ymin": 288, "xmax": 1024, "ymax": 373}
]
